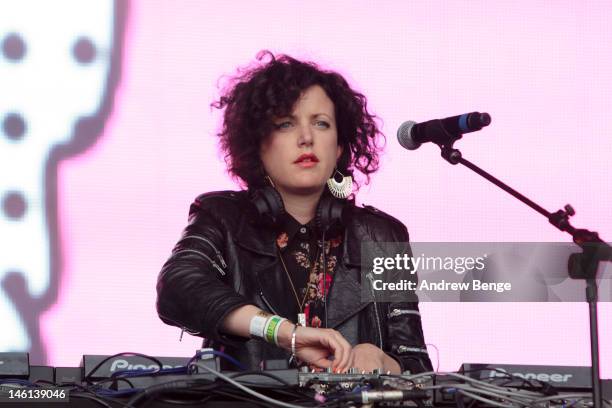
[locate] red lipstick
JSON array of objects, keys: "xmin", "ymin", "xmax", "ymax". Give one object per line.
[{"xmin": 294, "ymin": 153, "xmax": 319, "ymax": 168}]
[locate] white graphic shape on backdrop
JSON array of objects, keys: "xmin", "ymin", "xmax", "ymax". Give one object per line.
[{"xmin": 0, "ymin": 0, "xmax": 114, "ymax": 351}]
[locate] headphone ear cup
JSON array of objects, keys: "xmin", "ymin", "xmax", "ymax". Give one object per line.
[
  {"xmin": 316, "ymin": 196, "xmax": 345, "ymax": 232},
  {"xmin": 251, "ymin": 186, "xmax": 285, "ymax": 224}
]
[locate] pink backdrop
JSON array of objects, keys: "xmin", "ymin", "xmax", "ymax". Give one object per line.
[{"xmin": 22, "ymin": 0, "xmax": 612, "ymax": 373}]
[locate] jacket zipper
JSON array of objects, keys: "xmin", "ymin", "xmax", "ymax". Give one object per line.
[
  {"xmin": 171, "ymin": 249, "xmax": 225, "ymax": 276},
  {"xmin": 372, "ymin": 299, "xmax": 383, "ymax": 349},
  {"xmin": 366, "ymin": 273, "xmax": 384, "ymax": 349},
  {"xmin": 397, "ymin": 345, "xmax": 429, "ymax": 354},
  {"xmin": 179, "ymin": 326, "xmax": 201, "ymax": 341},
  {"xmin": 259, "ymin": 291, "xmax": 279, "ymax": 315},
  {"xmin": 158, "ymin": 311, "xmax": 201, "ymax": 341},
  {"xmin": 182, "ymin": 235, "xmax": 227, "ymax": 268},
  {"xmin": 388, "ymin": 308, "xmax": 421, "ymax": 318}
]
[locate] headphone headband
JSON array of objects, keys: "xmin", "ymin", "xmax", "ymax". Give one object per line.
[{"xmin": 250, "ymin": 186, "xmax": 345, "ymax": 231}]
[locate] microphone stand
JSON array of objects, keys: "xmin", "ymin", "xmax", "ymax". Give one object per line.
[{"xmin": 436, "ymin": 136, "xmax": 611, "ymax": 408}]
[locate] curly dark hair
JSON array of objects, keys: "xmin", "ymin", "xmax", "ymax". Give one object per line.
[{"xmin": 212, "ymin": 51, "xmax": 385, "ymax": 191}]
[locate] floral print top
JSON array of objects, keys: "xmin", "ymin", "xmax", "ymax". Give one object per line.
[{"xmin": 276, "ymin": 215, "xmax": 343, "ymax": 328}]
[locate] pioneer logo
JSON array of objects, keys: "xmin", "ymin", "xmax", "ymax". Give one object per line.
[
  {"xmin": 487, "ymin": 368, "xmax": 573, "ymax": 383},
  {"xmin": 109, "ymin": 359, "xmax": 184, "ymax": 372}
]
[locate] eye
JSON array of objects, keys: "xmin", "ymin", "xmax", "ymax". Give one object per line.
[
  {"xmin": 274, "ymin": 120, "xmax": 293, "ymax": 130},
  {"xmin": 315, "ymin": 120, "xmax": 330, "ymax": 128}
]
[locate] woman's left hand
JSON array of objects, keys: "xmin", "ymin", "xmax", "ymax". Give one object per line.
[{"xmin": 351, "ymin": 343, "xmax": 401, "ymax": 374}]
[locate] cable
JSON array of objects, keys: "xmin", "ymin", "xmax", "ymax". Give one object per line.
[
  {"xmin": 425, "ymin": 383, "xmax": 526, "ymax": 406},
  {"xmin": 93, "ymin": 376, "xmax": 136, "ymax": 389},
  {"xmin": 70, "ymin": 386, "xmax": 135, "ymax": 408},
  {"xmin": 0, "ymin": 379, "xmax": 38, "ymax": 387},
  {"xmin": 54, "ymin": 382, "xmax": 93, "ymax": 393},
  {"xmin": 228, "ymin": 370, "xmax": 292, "ymax": 386},
  {"xmin": 194, "ymin": 361, "xmax": 313, "ymax": 408},
  {"xmin": 84, "ymin": 352, "xmax": 165, "ymax": 383},
  {"xmin": 425, "ymin": 342, "xmax": 441, "ymax": 372},
  {"xmin": 108, "ymin": 349, "xmax": 244, "ymax": 383},
  {"xmin": 187, "ymin": 349, "xmax": 246, "ymax": 372},
  {"xmin": 94, "ymin": 387, "xmax": 141, "ymax": 397},
  {"xmin": 125, "ymin": 378, "xmax": 218, "ymax": 407},
  {"xmin": 392, "ymin": 370, "xmax": 556, "ymax": 408},
  {"xmin": 205, "ymin": 389, "xmax": 272, "ymax": 407},
  {"xmin": 412, "ymin": 371, "xmax": 543, "ymax": 398},
  {"xmin": 130, "ymin": 379, "xmax": 288, "ymax": 408},
  {"xmin": 456, "ymin": 389, "xmax": 515, "ymax": 408},
  {"xmin": 531, "ymin": 393, "xmax": 594, "ymax": 404},
  {"xmin": 152, "ymin": 388, "xmax": 222, "ymax": 406},
  {"xmin": 415, "ymin": 373, "xmax": 601, "ymax": 408},
  {"xmin": 89, "ymin": 349, "xmax": 243, "ymax": 407},
  {"xmin": 69, "ymin": 393, "xmax": 114, "ymax": 408},
  {"xmin": 445, "ymin": 384, "xmax": 532, "ymax": 405},
  {"xmin": 443, "ymin": 378, "xmax": 544, "ymax": 400}
]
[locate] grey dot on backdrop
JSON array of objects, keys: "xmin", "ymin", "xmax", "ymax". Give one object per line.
[
  {"xmin": 73, "ymin": 37, "xmax": 96, "ymax": 64},
  {"xmin": 2, "ymin": 33, "xmax": 27, "ymax": 61},
  {"xmin": 3, "ymin": 113, "xmax": 27, "ymax": 140},
  {"xmin": 3, "ymin": 192, "xmax": 27, "ymax": 220}
]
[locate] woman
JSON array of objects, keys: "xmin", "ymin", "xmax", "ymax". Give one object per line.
[{"xmin": 156, "ymin": 51, "xmax": 432, "ymax": 374}]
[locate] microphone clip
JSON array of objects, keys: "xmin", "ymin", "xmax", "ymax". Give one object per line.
[{"xmin": 440, "ymin": 145, "xmax": 463, "ymax": 165}]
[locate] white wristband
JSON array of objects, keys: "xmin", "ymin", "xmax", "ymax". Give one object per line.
[{"xmin": 249, "ymin": 314, "xmax": 268, "ymax": 339}]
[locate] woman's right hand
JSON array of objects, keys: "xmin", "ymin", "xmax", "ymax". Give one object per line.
[
  {"xmin": 277, "ymin": 323, "xmax": 353, "ymax": 373},
  {"xmin": 221, "ymin": 306, "xmax": 353, "ymax": 372}
]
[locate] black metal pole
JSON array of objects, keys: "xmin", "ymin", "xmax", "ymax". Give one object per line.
[
  {"xmin": 439, "ymin": 146, "xmax": 606, "ymax": 408},
  {"xmin": 458, "ymin": 156, "xmax": 551, "ymax": 218},
  {"xmin": 587, "ymin": 278, "xmax": 602, "ymax": 408}
]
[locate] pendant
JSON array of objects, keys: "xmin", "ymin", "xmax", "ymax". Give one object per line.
[{"xmin": 298, "ymin": 313, "xmax": 306, "ymax": 327}]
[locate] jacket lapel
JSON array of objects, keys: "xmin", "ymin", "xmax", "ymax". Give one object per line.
[
  {"xmin": 234, "ymin": 213, "xmax": 295, "ymax": 317},
  {"xmin": 327, "ymin": 223, "xmax": 369, "ymax": 328},
  {"xmin": 234, "ymin": 213, "xmax": 277, "ymax": 257}
]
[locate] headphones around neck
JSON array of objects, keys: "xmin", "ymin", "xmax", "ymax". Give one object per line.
[{"xmin": 250, "ymin": 186, "xmax": 346, "ymax": 232}]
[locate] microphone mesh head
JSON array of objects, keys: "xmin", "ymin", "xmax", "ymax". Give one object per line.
[{"xmin": 397, "ymin": 120, "xmax": 420, "ymax": 150}]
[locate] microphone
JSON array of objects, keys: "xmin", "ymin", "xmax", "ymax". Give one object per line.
[{"xmin": 397, "ymin": 112, "xmax": 491, "ymax": 150}]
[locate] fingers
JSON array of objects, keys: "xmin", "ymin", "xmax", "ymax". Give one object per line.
[
  {"xmin": 308, "ymin": 356, "xmax": 333, "ymax": 371},
  {"xmin": 351, "ymin": 343, "xmax": 386, "ymax": 373},
  {"xmin": 293, "ymin": 327, "xmax": 354, "ymax": 372},
  {"xmin": 330, "ymin": 330, "xmax": 353, "ymax": 372},
  {"xmin": 299, "ymin": 338, "xmax": 388, "ymax": 374},
  {"xmin": 317, "ymin": 329, "xmax": 352, "ymax": 373}
]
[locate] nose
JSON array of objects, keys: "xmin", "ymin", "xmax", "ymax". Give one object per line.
[{"xmin": 297, "ymin": 123, "xmax": 314, "ymax": 147}]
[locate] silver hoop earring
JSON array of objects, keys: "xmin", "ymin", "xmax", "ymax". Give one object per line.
[{"xmin": 326, "ymin": 169, "xmax": 352, "ymax": 199}]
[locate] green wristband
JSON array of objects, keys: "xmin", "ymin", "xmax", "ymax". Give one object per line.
[
  {"xmin": 265, "ymin": 316, "xmax": 282, "ymax": 344},
  {"xmin": 273, "ymin": 317, "xmax": 287, "ymax": 346}
]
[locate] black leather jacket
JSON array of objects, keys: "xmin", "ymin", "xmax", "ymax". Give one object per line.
[{"xmin": 156, "ymin": 190, "xmax": 432, "ymax": 373}]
